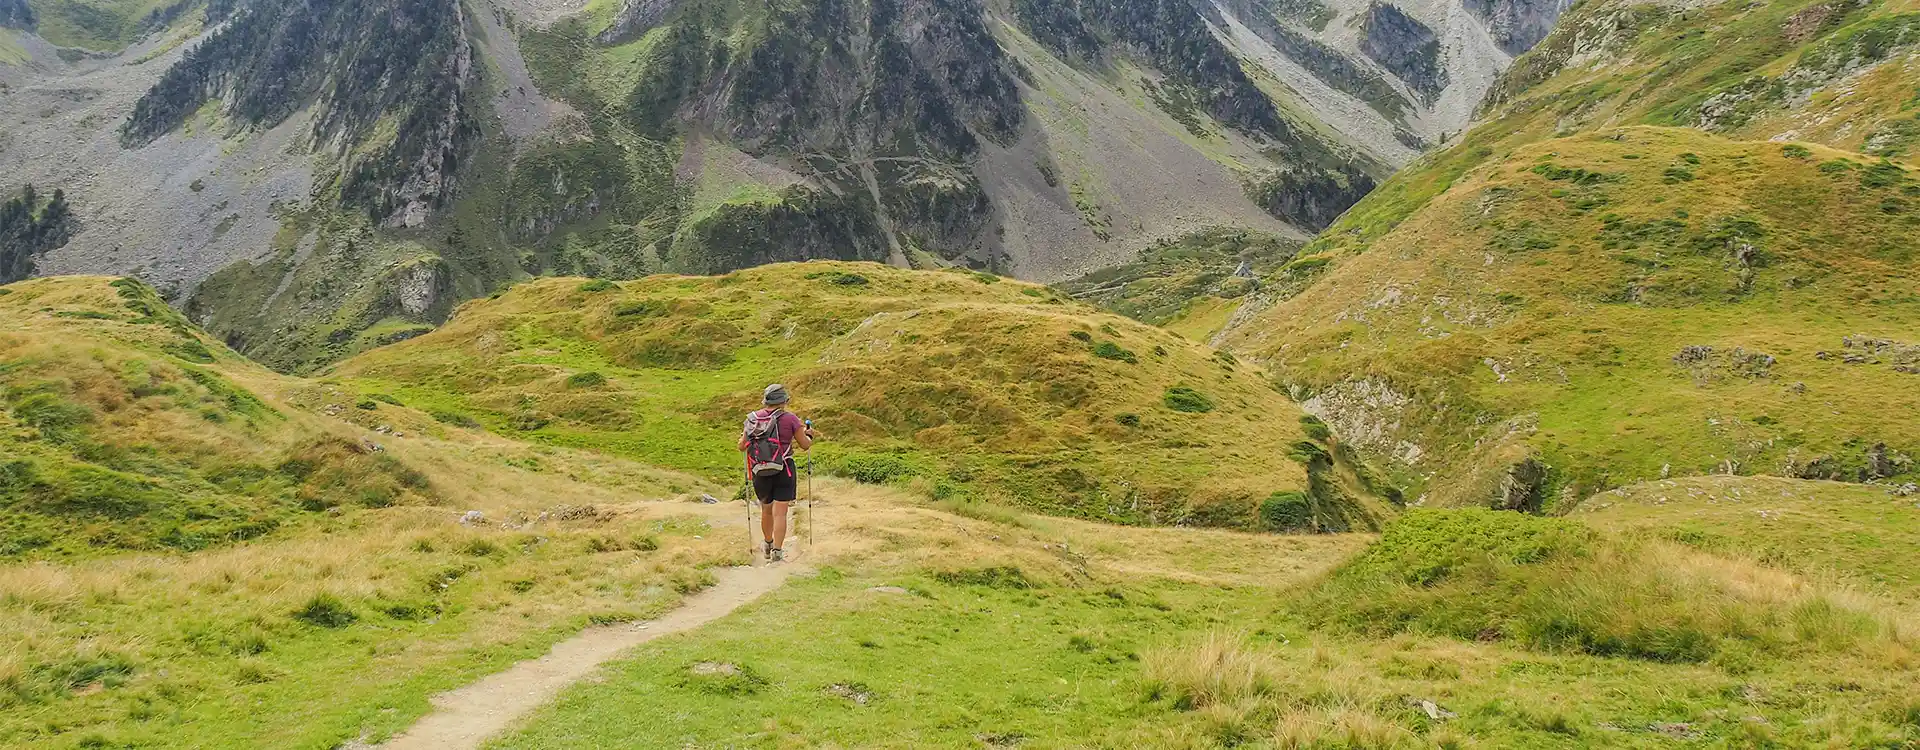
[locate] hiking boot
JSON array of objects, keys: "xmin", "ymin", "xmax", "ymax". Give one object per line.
[
  {"xmin": 771, "ymin": 548, "xmax": 785, "ymax": 562},
  {"xmin": 763, "ymin": 542, "xmax": 774, "ymax": 561}
]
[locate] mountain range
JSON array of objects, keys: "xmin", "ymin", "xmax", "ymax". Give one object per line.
[{"xmin": 2, "ymin": 0, "xmax": 1560, "ymax": 368}]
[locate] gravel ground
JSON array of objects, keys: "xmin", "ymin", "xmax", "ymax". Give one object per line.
[{"xmin": 0, "ymin": 25, "xmax": 313, "ymax": 298}]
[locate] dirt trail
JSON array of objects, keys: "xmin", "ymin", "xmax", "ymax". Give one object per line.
[{"xmin": 377, "ymin": 560, "xmax": 797, "ymax": 750}]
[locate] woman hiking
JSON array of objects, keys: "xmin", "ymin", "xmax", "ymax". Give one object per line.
[{"xmin": 738, "ymin": 383, "xmax": 814, "ymax": 562}]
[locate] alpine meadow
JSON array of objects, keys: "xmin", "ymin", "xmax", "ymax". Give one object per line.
[{"xmin": 2, "ymin": 0, "xmax": 1919, "ymax": 744}]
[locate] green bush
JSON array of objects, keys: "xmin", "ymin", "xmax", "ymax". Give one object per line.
[
  {"xmin": 1781, "ymin": 143, "xmax": 1812, "ymax": 159},
  {"xmin": 509, "ymin": 411, "xmax": 550, "ymax": 431},
  {"xmin": 1260, "ymin": 491, "xmax": 1313, "ymax": 532},
  {"xmin": 292, "ymin": 593, "xmax": 358, "ymax": 628},
  {"xmin": 1162, "ymin": 386, "xmax": 1214, "ymax": 413},
  {"xmin": 828, "ymin": 452, "xmax": 921, "ymax": 484},
  {"xmin": 430, "ymin": 409, "xmax": 480, "ymax": 429},
  {"xmin": 163, "ymin": 339, "xmax": 217, "ymax": 363},
  {"xmin": 565, "ymin": 371, "xmax": 607, "ymax": 389},
  {"xmin": 1091, "ymin": 341, "xmax": 1137, "ymax": 363},
  {"xmin": 611, "ymin": 301, "xmax": 657, "ymax": 318},
  {"xmin": 578, "ymin": 279, "xmax": 617, "ymax": 292},
  {"xmin": 1068, "ymin": 330, "xmax": 1092, "ymax": 342},
  {"xmin": 355, "ymin": 400, "xmax": 378, "ymax": 410},
  {"xmin": 1299, "ymin": 415, "xmax": 1332, "ymax": 442},
  {"xmin": 1115, "ymin": 413, "xmax": 1141, "ymax": 427}
]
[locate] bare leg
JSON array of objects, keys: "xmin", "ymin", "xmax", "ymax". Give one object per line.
[
  {"xmin": 758, "ymin": 502, "xmax": 774, "ymax": 546},
  {"xmin": 772, "ymin": 501, "xmax": 792, "ymax": 551}
]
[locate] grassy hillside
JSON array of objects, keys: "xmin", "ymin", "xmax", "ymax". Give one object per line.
[
  {"xmin": 1053, "ymin": 227, "xmax": 1301, "ymax": 343},
  {"xmin": 329, "ymin": 262, "xmax": 1382, "ymax": 531},
  {"xmin": 1218, "ymin": 0, "xmax": 1920, "ymax": 507},
  {"xmin": 0, "ymin": 275, "xmax": 768, "ymax": 748},
  {"xmin": 0, "ymin": 276, "xmax": 428, "ymax": 557},
  {"xmin": 1578, "ymin": 475, "xmax": 1920, "ymax": 605}
]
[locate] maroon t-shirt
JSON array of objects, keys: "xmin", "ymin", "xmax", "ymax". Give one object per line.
[{"xmin": 743, "ymin": 409, "xmax": 805, "ymax": 465}]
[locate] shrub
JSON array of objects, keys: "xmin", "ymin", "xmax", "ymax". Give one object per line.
[
  {"xmin": 815, "ymin": 272, "xmax": 868, "ymax": 286},
  {"xmin": 355, "ymin": 400, "xmax": 378, "ymax": 410},
  {"xmin": 1299, "ymin": 415, "xmax": 1332, "ymax": 442},
  {"xmin": 163, "ymin": 339, "xmax": 217, "ymax": 363},
  {"xmin": 828, "ymin": 452, "xmax": 920, "ymax": 484},
  {"xmin": 1068, "ymin": 330, "xmax": 1092, "ymax": 342},
  {"xmin": 1162, "ymin": 386, "xmax": 1214, "ymax": 413},
  {"xmin": 430, "ymin": 409, "xmax": 480, "ymax": 428},
  {"xmin": 292, "ymin": 593, "xmax": 357, "ymax": 628},
  {"xmin": 1091, "ymin": 341, "xmax": 1137, "ymax": 363},
  {"xmin": 577, "ymin": 279, "xmax": 617, "ymax": 292},
  {"xmin": 1781, "ymin": 143, "xmax": 1812, "ymax": 159},
  {"xmin": 371, "ymin": 393, "xmax": 403, "ymax": 406},
  {"xmin": 508, "ymin": 411, "xmax": 550, "ymax": 431},
  {"xmin": 565, "ymin": 371, "xmax": 607, "ymax": 389},
  {"xmin": 1260, "ymin": 492, "xmax": 1313, "ymax": 532},
  {"xmin": 611, "ymin": 300, "xmax": 657, "ymax": 317},
  {"xmin": 1115, "ymin": 413, "xmax": 1141, "ymax": 427}
]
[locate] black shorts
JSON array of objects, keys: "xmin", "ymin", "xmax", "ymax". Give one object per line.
[{"xmin": 751, "ymin": 461, "xmax": 797, "ymax": 503}]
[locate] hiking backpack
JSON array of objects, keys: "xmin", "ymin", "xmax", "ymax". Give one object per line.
[{"xmin": 743, "ymin": 410, "xmax": 790, "ymax": 477}]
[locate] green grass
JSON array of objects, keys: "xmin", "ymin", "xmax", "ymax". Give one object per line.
[
  {"xmin": 495, "ymin": 505, "xmax": 1920, "ymax": 749},
  {"xmin": 1578, "ymin": 475, "xmax": 1920, "ymax": 604},
  {"xmin": 0, "ymin": 512, "xmax": 736, "ymax": 749}
]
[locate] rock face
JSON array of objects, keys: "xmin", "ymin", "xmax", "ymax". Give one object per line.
[
  {"xmin": 1360, "ymin": 3, "xmax": 1447, "ymax": 100},
  {"xmin": 1462, "ymin": 0, "xmax": 1574, "ymax": 55},
  {"xmin": 0, "ymin": 0, "xmax": 32, "ymax": 28}
]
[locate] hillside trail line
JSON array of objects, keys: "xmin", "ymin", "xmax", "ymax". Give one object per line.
[{"xmin": 377, "ymin": 548, "xmax": 800, "ymax": 750}]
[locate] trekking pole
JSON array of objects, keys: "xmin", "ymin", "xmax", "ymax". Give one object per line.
[
  {"xmin": 805, "ymin": 420, "xmax": 815, "ymax": 550},
  {"xmin": 741, "ymin": 475, "xmax": 755, "ymax": 563}
]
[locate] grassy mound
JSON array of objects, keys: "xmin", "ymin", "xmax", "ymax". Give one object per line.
[
  {"xmin": 330, "ymin": 262, "xmax": 1381, "ymax": 530},
  {"xmin": 1223, "ymin": 128, "xmax": 1920, "ymax": 507},
  {"xmin": 1301, "ymin": 509, "xmax": 1914, "ymax": 667},
  {"xmin": 1577, "ymin": 475, "xmax": 1920, "ymax": 605},
  {"xmin": 0, "ymin": 277, "xmax": 440, "ymax": 557}
]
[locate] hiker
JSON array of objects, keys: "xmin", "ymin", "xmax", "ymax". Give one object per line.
[{"xmin": 739, "ymin": 383, "xmax": 815, "ymax": 562}]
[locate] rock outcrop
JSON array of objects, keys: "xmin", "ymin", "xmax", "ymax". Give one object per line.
[{"xmin": 1359, "ymin": 3, "xmax": 1447, "ymax": 100}]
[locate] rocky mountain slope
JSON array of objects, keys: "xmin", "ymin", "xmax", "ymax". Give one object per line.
[
  {"xmin": 1215, "ymin": 0, "xmax": 1920, "ymax": 508},
  {"xmin": 0, "ymin": 0, "xmax": 1559, "ymax": 371}
]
